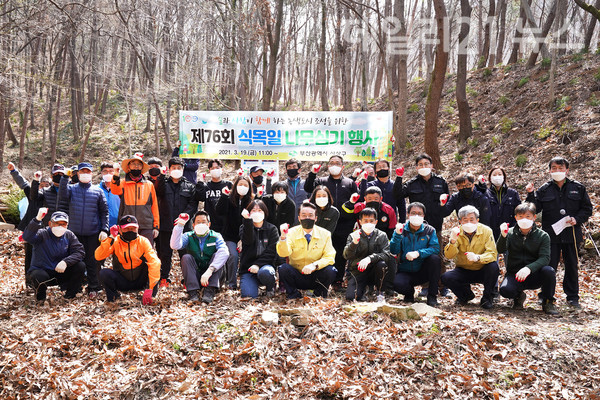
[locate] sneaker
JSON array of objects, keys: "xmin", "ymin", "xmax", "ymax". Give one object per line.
[
  {"xmin": 543, "ymin": 299, "xmax": 559, "ymax": 315},
  {"xmin": 202, "ymin": 287, "xmax": 217, "ymax": 304},
  {"xmin": 480, "ymin": 298, "xmax": 494, "ymax": 310},
  {"xmin": 567, "ymin": 299, "xmax": 581, "ymax": 309},
  {"xmin": 426, "ymin": 297, "xmax": 439, "ymax": 307},
  {"xmin": 455, "ymin": 293, "xmax": 475, "ymax": 306},
  {"xmin": 513, "ymin": 292, "xmax": 526, "ymax": 310},
  {"xmin": 188, "ymin": 290, "xmax": 200, "ymax": 302},
  {"xmin": 418, "ymin": 288, "xmax": 429, "ymax": 297},
  {"xmin": 159, "ymin": 279, "xmax": 169, "ymax": 288},
  {"xmin": 439, "ymin": 287, "xmax": 450, "ymax": 297}
]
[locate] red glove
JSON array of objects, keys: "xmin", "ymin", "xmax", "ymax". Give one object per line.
[
  {"xmin": 142, "ymin": 289, "xmax": 153, "ymax": 305},
  {"xmin": 223, "ymin": 187, "xmax": 231, "ymax": 195},
  {"xmin": 266, "ymin": 169, "xmax": 275, "ymax": 178},
  {"xmin": 350, "ymin": 193, "xmax": 360, "ymax": 203},
  {"xmin": 18, "ymin": 233, "xmax": 24, "ymax": 242},
  {"xmin": 311, "ymin": 164, "xmax": 321, "ymax": 174},
  {"xmin": 109, "ymin": 225, "xmax": 119, "ymax": 238},
  {"xmin": 237, "ymin": 168, "xmax": 244, "ymax": 176},
  {"xmin": 396, "ymin": 167, "xmax": 404, "ymax": 177}
]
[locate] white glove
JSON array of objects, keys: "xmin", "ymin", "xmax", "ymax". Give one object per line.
[
  {"xmin": 357, "ymin": 257, "xmax": 371, "ymax": 272},
  {"xmin": 198, "ymin": 172, "xmax": 207, "ymax": 182},
  {"xmin": 36, "ymin": 207, "xmax": 48, "ymax": 221},
  {"xmin": 395, "ymin": 223, "xmax": 404, "ymax": 235},
  {"xmin": 465, "ymin": 252, "xmax": 480, "ymax": 262},
  {"xmin": 500, "ymin": 223, "xmax": 509, "ymax": 237},
  {"xmin": 112, "ymin": 163, "xmax": 121, "ymax": 175},
  {"xmin": 302, "ymin": 264, "xmax": 316, "ymax": 275},
  {"xmin": 526, "ymin": 182, "xmax": 534, "ymax": 193},
  {"xmin": 440, "ymin": 193, "xmax": 449, "ymax": 206},
  {"xmin": 55, "ymin": 261, "xmax": 67, "ymax": 273},
  {"xmin": 405, "ymin": 251, "xmax": 420, "ymax": 261},
  {"xmin": 153, "ymin": 229, "xmax": 159, "ymax": 238},
  {"xmin": 450, "ymin": 227, "xmax": 461, "ymax": 242},
  {"xmin": 34, "ymin": 171, "xmax": 42, "ymax": 180},
  {"xmin": 516, "ymin": 267, "xmax": 531, "ymax": 282},
  {"xmin": 99, "ymin": 231, "xmax": 108, "ymax": 241},
  {"xmin": 279, "ymin": 223, "xmax": 289, "ymax": 240},
  {"xmin": 350, "ymin": 230, "xmax": 361, "ymax": 244},
  {"xmin": 311, "ymin": 164, "xmax": 322, "ymax": 174},
  {"xmin": 201, "ymin": 269, "xmax": 213, "ymax": 286},
  {"xmin": 248, "ymin": 265, "xmax": 259, "ymax": 274},
  {"xmin": 352, "ymin": 168, "xmax": 361, "ymax": 178},
  {"xmin": 241, "ymin": 209, "xmax": 250, "ymax": 219},
  {"xmin": 175, "ymin": 213, "xmax": 189, "ymax": 226}
]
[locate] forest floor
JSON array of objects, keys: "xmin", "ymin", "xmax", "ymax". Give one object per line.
[{"xmin": 2, "ymin": 54, "xmax": 600, "ymax": 398}]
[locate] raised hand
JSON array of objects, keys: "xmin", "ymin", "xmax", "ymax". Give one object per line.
[
  {"xmin": 311, "ymin": 164, "xmax": 322, "ymax": 174},
  {"xmin": 395, "ymin": 167, "xmax": 404, "ymax": 177}
]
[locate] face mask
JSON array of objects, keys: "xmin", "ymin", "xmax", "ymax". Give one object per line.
[
  {"xmin": 459, "ymin": 187, "xmax": 473, "ymax": 199},
  {"xmin": 78, "ymin": 174, "xmax": 92, "ymax": 184},
  {"xmin": 409, "ymin": 215, "xmax": 424, "ymax": 226},
  {"xmin": 517, "ymin": 218, "xmax": 534, "ymax": 230},
  {"xmin": 286, "ymin": 168, "xmax": 299, "ymax": 179},
  {"xmin": 462, "ymin": 222, "xmax": 477, "ymax": 234},
  {"xmin": 237, "ymin": 185, "xmax": 249, "ymax": 196},
  {"xmin": 418, "ymin": 168, "xmax": 432, "ymax": 177},
  {"xmin": 170, "ymin": 169, "xmax": 183, "ymax": 179},
  {"xmin": 210, "ymin": 168, "xmax": 222, "ymax": 179},
  {"xmin": 328, "ymin": 166, "xmax": 342, "ymax": 176},
  {"xmin": 251, "ymin": 211, "xmax": 265, "ymax": 223},
  {"xmin": 367, "ymin": 176, "xmax": 375, "ymax": 182},
  {"xmin": 252, "ymin": 175, "xmax": 264, "ymax": 185},
  {"xmin": 148, "ymin": 167, "xmax": 161, "ymax": 177},
  {"xmin": 315, "ymin": 197, "xmax": 328, "ymax": 208},
  {"xmin": 51, "ymin": 226, "xmax": 67, "ymax": 237},
  {"xmin": 300, "ymin": 218, "xmax": 315, "ymax": 230},
  {"xmin": 491, "ymin": 176, "xmax": 504, "ymax": 186},
  {"xmin": 129, "ymin": 169, "xmax": 142, "ymax": 178},
  {"xmin": 52, "ymin": 174, "xmax": 62, "ymax": 184},
  {"xmin": 361, "ymin": 223, "xmax": 376, "ymax": 235},
  {"xmin": 366, "ymin": 201, "xmax": 381, "ymax": 210},
  {"xmin": 376, "ymin": 169, "xmax": 389, "ymax": 178},
  {"xmin": 194, "ymin": 223, "xmax": 209, "ymax": 236},
  {"xmin": 121, "ymin": 231, "xmax": 138, "ymax": 242},
  {"xmin": 274, "ymin": 193, "xmax": 287, "ymax": 203},
  {"xmin": 102, "ymin": 174, "xmax": 113, "ymax": 183},
  {"xmin": 551, "ymin": 171, "xmax": 566, "ymax": 182}
]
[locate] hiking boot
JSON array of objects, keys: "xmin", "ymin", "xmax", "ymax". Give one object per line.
[
  {"xmin": 439, "ymin": 287, "xmax": 450, "ymax": 297},
  {"xmin": 543, "ymin": 299, "xmax": 559, "ymax": 315},
  {"xmin": 480, "ymin": 297, "xmax": 494, "ymax": 310},
  {"xmin": 188, "ymin": 290, "xmax": 200, "ymax": 302},
  {"xmin": 418, "ymin": 288, "xmax": 429, "ymax": 297},
  {"xmin": 513, "ymin": 292, "xmax": 526, "ymax": 310},
  {"xmin": 202, "ymin": 287, "xmax": 217, "ymax": 304},
  {"xmin": 404, "ymin": 294, "xmax": 415, "ymax": 303},
  {"xmin": 567, "ymin": 299, "xmax": 581, "ymax": 309},
  {"xmin": 426, "ymin": 296, "xmax": 439, "ymax": 307},
  {"xmin": 455, "ymin": 292, "xmax": 475, "ymax": 306},
  {"xmin": 159, "ymin": 279, "xmax": 169, "ymax": 288}
]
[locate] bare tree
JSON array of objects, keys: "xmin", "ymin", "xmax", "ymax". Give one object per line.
[{"xmin": 457, "ymin": 0, "xmax": 473, "ymax": 144}]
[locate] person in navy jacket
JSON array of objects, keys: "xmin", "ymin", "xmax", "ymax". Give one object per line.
[
  {"xmin": 24, "ymin": 210, "xmax": 85, "ymax": 302},
  {"xmin": 478, "ymin": 167, "xmax": 521, "ymax": 240}
]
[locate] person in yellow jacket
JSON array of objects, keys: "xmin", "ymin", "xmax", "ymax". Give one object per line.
[
  {"xmin": 441, "ymin": 205, "xmax": 499, "ymax": 309},
  {"xmin": 277, "ymin": 202, "xmax": 336, "ymax": 299},
  {"xmin": 95, "ymin": 215, "xmax": 161, "ymax": 305}
]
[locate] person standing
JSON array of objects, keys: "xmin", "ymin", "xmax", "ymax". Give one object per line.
[
  {"xmin": 481, "ymin": 167, "xmax": 521, "ymax": 240},
  {"xmin": 30, "ymin": 164, "xmax": 70, "ymax": 224},
  {"xmin": 359, "ymin": 159, "xmax": 406, "ymax": 223},
  {"xmin": 195, "ymin": 159, "xmax": 232, "ymax": 234},
  {"xmin": 98, "ymin": 162, "xmax": 121, "ymax": 228},
  {"xmin": 308, "ymin": 186, "xmax": 340, "ymax": 233},
  {"xmin": 284, "ymin": 158, "xmax": 308, "ymax": 222}
]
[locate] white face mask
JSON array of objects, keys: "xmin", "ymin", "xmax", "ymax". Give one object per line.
[
  {"xmin": 51, "ymin": 226, "xmax": 67, "ymax": 237},
  {"xmin": 491, "ymin": 175, "xmax": 504, "ymax": 186},
  {"xmin": 273, "ymin": 193, "xmax": 287, "ymax": 203},
  {"xmin": 462, "ymin": 222, "xmax": 478, "ymax": 234},
  {"xmin": 210, "ymin": 168, "xmax": 222, "ymax": 179},
  {"xmin": 409, "ymin": 215, "xmax": 424, "ymax": 227},
  {"xmin": 517, "ymin": 218, "xmax": 534, "ymax": 230},
  {"xmin": 361, "ymin": 223, "xmax": 376, "ymax": 235},
  {"xmin": 251, "ymin": 211, "xmax": 265, "ymax": 223},
  {"xmin": 417, "ymin": 167, "xmax": 432, "ymax": 177},
  {"xmin": 315, "ymin": 197, "xmax": 329, "ymax": 208},
  {"xmin": 194, "ymin": 223, "xmax": 209, "ymax": 236},
  {"xmin": 551, "ymin": 171, "xmax": 566, "ymax": 182},
  {"xmin": 328, "ymin": 165, "xmax": 342, "ymax": 176},
  {"xmin": 78, "ymin": 174, "xmax": 92, "ymax": 184},
  {"xmin": 237, "ymin": 185, "xmax": 249, "ymax": 196},
  {"xmin": 102, "ymin": 174, "xmax": 113, "ymax": 183},
  {"xmin": 170, "ymin": 169, "xmax": 183, "ymax": 179}
]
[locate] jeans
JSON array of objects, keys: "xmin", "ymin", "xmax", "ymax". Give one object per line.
[
  {"xmin": 239, "ymin": 265, "xmax": 277, "ymax": 298},
  {"xmin": 28, "ymin": 262, "xmax": 85, "ymax": 300},
  {"xmin": 394, "ymin": 255, "xmax": 442, "ymax": 301},
  {"xmin": 441, "ymin": 262, "xmax": 500, "ymax": 302},
  {"xmin": 346, "ymin": 260, "xmax": 388, "ymax": 301},
  {"xmin": 279, "ymin": 263, "xmax": 337, "ymax": 299},
  {"xmin": 180, "ymin": 254, "xmax": 222, "ymax": 292},
  {"xmin": 225, "ymin": 241, "xmax": 239, "ymax": 288},
  {"xmin": 500, "ymin": 265, "xmax": 556, "ymax": 301},
  {"xmin": 99, "ymin": 262, "xmax": 158, "ymax": 302}
]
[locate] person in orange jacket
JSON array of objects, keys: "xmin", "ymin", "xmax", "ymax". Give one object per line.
[
  {"xmin": 110, "ymin": 153, "xmax": 160, "ymax": 245},
  {"xmin": 95, "ymin": 215, "xmax": 161, "ymax": 304}
]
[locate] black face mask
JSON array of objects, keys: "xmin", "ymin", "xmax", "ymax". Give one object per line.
[
  {"xmin": 148, "ymin": 167, "xmax": 161, "ymax": 177},
  {"xmin": 300, "ymin": 218, "xmax": 315, "ymax": 230},
  {"xmin": 70, "ymin": 174, "xmax": 79, "ymax": 184},
  {"xmin": 252, "ymin": 175, "xmax": 264, "ymax": 185},
  {"xmin": 129, "ymin": 169, "xmax": 142, "ymax": 178},
  {"xmin": 121, "ymin": 231, "xmax": 138, "ymax": 242},
  {"xmin": 287, "ymin": 168, "xmax": 299, "ymax": 179},
  {"xmin": 52, "ymin": 174, "xmax": 62, "ymax": 184},
  {"xmin": 376, "ymin": 169, "xmax": 389, "ymax": 178},
  {"xmin": 367, "ymin": 176, "xmax": 376, "ymax": 182},
  {"xmin": 366, "ymin": 201, "xmax": 381, "ymax": 210},
  {"xmin": 460, "ymin": 188, "xmax": 473, "ymax": 199}
]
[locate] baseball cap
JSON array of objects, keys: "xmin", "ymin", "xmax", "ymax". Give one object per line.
[
  {"xmin": 52, "ymin": 164, "xmax": 66, "ymax": 175},
  {"xmin": 118, "ymin": 215, "xmax": 139, "ymax": 229},
  {"xmin": 250, "ymin": 166, "xmax": 264, "ymax": 174},
  {"xmin": 78, "ymin": 162, "xmax": 93, "ymax": 171},
  {"xmin": 50, "ymin": 211, "xmax": 69, "ymax": 223}
]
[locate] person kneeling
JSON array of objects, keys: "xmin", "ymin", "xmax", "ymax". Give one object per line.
[
  {"xmin": 95, "ymin": 215, "xmax": 161, "ymax": 305},
  {"xmin": 277, "ymin": 202, "xmax": 337, "ymax": 299},
  {"xmin": 171, "ymin": 211, "xmax": 229, "ymax": 304},
  {"xmin": 390, "ymin": 202, "xmax": 441, "ymax": 306},
  {"xmin": 497, "ymin": 203, "xmax": 558, "ymax": 315},
  {"xmin": 24, "ymin": 209, "xmax": 85, "ymax": 302},
  {"xmin": 343, "ymin": 207, "xmax": 395, "ymax": 301},
  {"xmin": 441, "ymin": 205, "xmax": 499, "ymax": 309}
]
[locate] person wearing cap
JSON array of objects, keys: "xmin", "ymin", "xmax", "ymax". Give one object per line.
[
  {"xmin": 249, "ymin": 165, "xmax": 271, "ymax": 195},
  {"xmin": 154, "ymin": 157, "xmax": 199, "ymax": 287},
  {"xmin": 98, "ymin": 162, "xmax": 121, "ymax": 227},
  {"xmin": 23, "ymin": 209, "xmax": 86, "ymax": 302},
  {"xmin": 95, "ymin": 215, "xmax": 161, "ymax": 304},
  {"xmin": 171, "ymin": 211, "xmax": 229, "ymax": 303},
  {"xmin": 30, "ymin": 163, "xmax": 71, "ymax": 225},
  {"xmin": 69, "ymin": 165, "xmax": 79, "ymax": 184},
  {"xmin": 59, "ymin": 162, "xmax": 109, "ymax": 298},
  {"xmin": 110, "ymin": 154, "xmax": 160, "ymax": 245},
  {"xmin": 282, "ymin": 158, "xmax": 308, "ymax": 224}
]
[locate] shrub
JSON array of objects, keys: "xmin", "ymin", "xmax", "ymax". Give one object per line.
[
  {"xmin": 555, "ymin": 96, "xmax": 570, "ymax": 111},
  {"xmin": 499, "ymin": 117, "xmax": 514, "ymax": 133},
  {"xmin": 466, "ymin": 86, "xmax": 478, "ymax": 97},
  {"xmin": 541, "ymin": 58, "xmax": 551, "ymax": 69},
  {"xmin": 518, "ymin": 77, "xmax": 529, "ymax": 88},
  {"xmin": 499, "ymin": 95, "xmax": 509, "ymax": 105},
  {"xmin": 467, "ymin": 138, "xmax": 479, "ymax": 147},
  {"xmin": 539, "ymin": 74, "xmax": 550, "ymax": 83},
  {"xmin": 515, "ymin": 154, "xmax": 527, "ymax": 168},
  {"xmin": 571, "ymin": 53, "xmax": 584, "ymax": 62},
  {"xmin": 535, "ymin": 126, "xmax": 553, "ymax": 139},
  {"xmin": 595, "ymin": 68, "xmax": 600, "ymax": 82},
  {"xmin": 492, "ymin": 135, "xmax": 501, "ymax": 146},
  {"xmin": 472, "ymin": 120, "xmax": 481, "ymax": 130},
  {"xmin": 482, "ymin": 68, "xmax": 492, "ymax": 78},
  {"xmin": 444, "ymin": 105, "xmax": 455, "ymax": 115},
  {"xmin": 454, "ymin": 153, "xmax": 464, "ymax": 162},
  {"xmin": 588, "ymin": 94, "xmax": 600, "ymax": 106},
  {"xmin": 483, "ymin": 153, "xmax": 493, "ymax": 164},
  {"xmin": 407, "ymin": 103, "xmax": 420, "ymax": 113}
]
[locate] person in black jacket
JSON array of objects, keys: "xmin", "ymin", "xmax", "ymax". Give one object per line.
[
  {"xmin": 216, "ymin": 175, "xmax": 255, "ymax": 289},
  {"xmin": 308, "ymin": 185, "xmax": 340, "ymax": 233},
  {"xmin": 304, "ymin": 155, "xmax": 358, "ymax": 287},
  {"xmin": 30, "ymin": 164, "xmax": 70, "ymax": 225},
  {"xmin": 441, "ymin": 172, "xmax": 491, "ymax": 227},
  {"xmin": 259, "ymin": 181, "xmax": 295, "ymax": 232},
  {"xmin": 480, "ymin": 167, "xmax": 521, "ymax": 240},
  {"xmin": 359, "ymin": 159, "xmax": 406, "ymax": 223},
  {"xmin": 525, "ymin": 157, "xmax": 593, "ymax": 308},
  {"xmin": 195, "ymin": 159, "xmax": 233, "ymax": 234},
  {"xmin": 154, "ymin": 157, "xmax": 200, "ymax": 286},
  {"xmin": 172, "ymin": 140, "xmax": 199, "ymax": 183},
  {"xmin": 238, "ymin": 200, "xmax": 280, "ymax": 298}
]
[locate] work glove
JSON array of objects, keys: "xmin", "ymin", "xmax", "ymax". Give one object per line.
[
  {"xmin": 405, "ymin": 251, "xmax": 420, "ymax": 261},
  {"xmin": 357, "ymin": 257, "xmax": 371, "ymax": 272},
  {"xmin": 248, "ymin": 265, "xmax": 259, "ymax": 274},
  {"xmin": 350, "ymin": 230, "xmax": 361, "ymax": 244},
  {"xmin": 99, "ymin": 231, "xmax": 108, "ymax": 241},
  {"xmin": 395, "ymin": 167, "xmax": 404, "ymax": 177},
  {"xmin": 465, "ymin": 252, "xmax": 480, "ymax": 262},
  {"xmin": 500, "ymin": 223, "xmax": 509, "ymax": 237},
  {"xmin": 449, "ymin": 227, "xmax": 460, "ymax": 242},
  {"xmin": 55, "ymin": 261, "xmax": 67, "ymax": 273},
  {"xmin": 142, "ymin": 289, "xmax": 153, "ymax": 305},
  {"xmin": 302, "ymin": 264, "xmax": 316, "ymax": 275},
  {"xmin": 516, "ymin": 267, "xmax": 531, "ymax": 282},
  {"xmin": 395, "ymin": 223, "xmax": 404, "ymax": 235},
  {"xmin": 36, "ymin": 207, "xmax": 48, "ymax": 221},
  {"xmin": 311, "ymin": 164, "xmax": 322, "ymax": 174}
]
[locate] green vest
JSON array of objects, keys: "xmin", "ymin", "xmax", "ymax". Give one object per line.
[{"xmin": 185, "ymin": 230, "xmax": 219, "ymax": 272}]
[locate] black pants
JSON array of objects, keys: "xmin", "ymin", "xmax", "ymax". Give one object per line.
[
  {"xmin": 99, "ymin": 262, "xmax": 158, "ymax": 302},
  {"xmin": 24, "ymin": 242, "xmax": 32, "ymax": 274},
  {"xmin": 550, "ymin": 242, "xmax": 580, "ymax": 302},
  {"xmin": 28, "ymin": 262, "xmax": 85, "ymax": 300},
  {"xmin": 394, "ymin": 255, "xmax": 442, "ymax": 301},
  {"xmin": 76, "ymin": 233, "xmax": 102, "ymax": 292},
  {"xmin": 500, "ymin": 266, "xmax": 556, "ymax": 301},
  {"xmin": 279, "ymin": 263, "xmax": 337, "ymax": 299},
  {"xmin": 156, "ymin": 231, "xmax": 186, "ymax": 281},
  {"xmin": 346, "ymin": 260, "xmax": 388, "ymax": 301},
  {"xmin": 441, "ymin": 262, "xmax": 500, "ymax": 302},
  {"xmin": 332, "ymin": 232, "xmax": 351, "ymax": 283}
]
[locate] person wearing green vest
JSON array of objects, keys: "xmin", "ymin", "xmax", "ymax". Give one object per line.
[{"xmin": 170, "ymin": 210, "xmax": 229, "ymax": 303}]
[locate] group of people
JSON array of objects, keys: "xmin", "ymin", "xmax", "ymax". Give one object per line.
[{"xmin": 7, "ymin": 151, "xmax": 593, "ymax": 314}]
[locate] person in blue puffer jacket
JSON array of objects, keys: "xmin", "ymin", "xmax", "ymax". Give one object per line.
[
  {"xmin": 390, "ymin": 202, "xmax": 441, "ymax": 306},
  {"xmin": 59, "ymin": 162, "xmax": 109, "ymax": 297},
  {"xmin": 98, "ymin": 162, "xmax": 121, "ymax": 227}
]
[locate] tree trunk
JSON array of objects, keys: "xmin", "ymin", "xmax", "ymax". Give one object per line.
[
  {"xmin": 479, "ymin": 0, "xmax": 496, "ymax": 68},
  {"xmin": 494, "ymin": 0, "xmax": 507, "ymax": 65},
  {"xmin": 457, "ymin": 0, "xmax": 473, "ymax": 144},
  {"xmin": 526, "ymin": 0, "xmax": 558, "ymax": 68},
  {"xmin": 319, "ymin": 0, "xmax": 329, "ymax": 111},
  {"xmin": 548, "ymin": 0, "xmax": 561, "ymax": 108},
  {"xmin": 582, "ymin": 0, "xmax": 600, "ymax": 51},
  {"xmin": 261, "ymin": 0, "xmax": 284, "ymax": 111},
  {"xmin": 395, "ymin": 0, "xmax": 408, "ymax": 149},
  {"xmin": 509, "ymin": 0, "xmax": 530, "ymax": 64}
]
